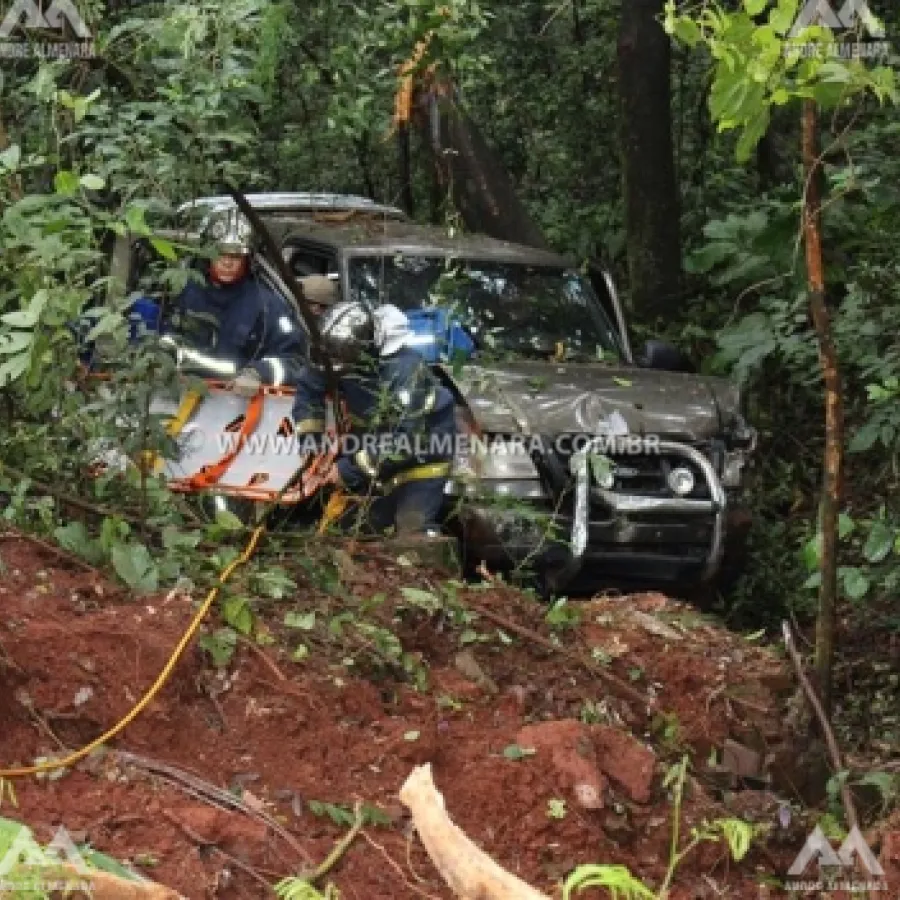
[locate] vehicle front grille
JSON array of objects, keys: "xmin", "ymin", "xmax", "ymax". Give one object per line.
[{"xmin": 552, "ymin": 436, "xmax": 715, "ymax": 501}]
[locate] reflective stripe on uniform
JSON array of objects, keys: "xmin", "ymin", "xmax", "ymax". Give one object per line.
[
  {"xmin": 294, "ymin": 417, "xmax": 325, "ymax": 434},
  {"xmin": 262, "ymin": 357, "xmax": 286, "ymax": 386},
  {"xmin": 353, "ymin": 449, "xmax": 378, "ymax": 477},
  {"xmin": 385, "ymin": 461, "xmax": 452, "ymax": 491},
  {"xmin": 180, "ymin": 347, "xmax": 238, "ymax": 377}
]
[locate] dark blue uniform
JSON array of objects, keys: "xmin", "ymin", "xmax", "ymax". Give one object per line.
[
  {"xmin": 293, "ymin": 346, "xmax": 458, "ymax": 533},
  {"xmin": 163, "ymin": 272, "xmax": 307, "ymax": 385}
]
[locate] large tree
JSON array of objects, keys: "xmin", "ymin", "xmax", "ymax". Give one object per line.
[{"xmin": 617, "ymin": 0, "xmax": 683, "ymax": 320}]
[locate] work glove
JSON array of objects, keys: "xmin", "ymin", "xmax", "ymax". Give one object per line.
[{"xmin": 231, "ymin": 367, "xmax": 263, "ymax": 398}]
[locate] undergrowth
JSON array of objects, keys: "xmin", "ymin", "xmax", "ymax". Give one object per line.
[{"xmin": 563, "ymin": 755, "xmax": 757, "ymax": 900}]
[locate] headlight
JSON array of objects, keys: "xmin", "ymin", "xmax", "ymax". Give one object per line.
[
  {"xmin": 668, "ymin": 466, "xmax": 695, "ymax": 496},
  {"xmin": 450, "ymin": 434, "xmax": 545, "ymax": 498},
  {"xmin": 472, "ymin": 437, "xmax": 540, "ymax": 480}
]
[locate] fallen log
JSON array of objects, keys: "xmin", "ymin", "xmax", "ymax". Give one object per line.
[
  {"xmin": 399, "ymin": 763, "xmax": 551, "ymax": 900},
  {"xmin": 1, "ymin": 866, "xmax": 186, "ymax": 899}
]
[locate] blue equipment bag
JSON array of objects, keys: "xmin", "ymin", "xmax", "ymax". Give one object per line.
[
  {"xmin": 405, "ymin": 308, "xmax": 474, "ymax": 363},
  {"xmin": 127, "ymin": 296, "xmax": 161, "ymax": 342}
]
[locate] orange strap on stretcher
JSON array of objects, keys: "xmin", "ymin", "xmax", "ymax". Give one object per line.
[{"xmin": 183, "ymin": 390, "xmax": 265, "ymax": 490}]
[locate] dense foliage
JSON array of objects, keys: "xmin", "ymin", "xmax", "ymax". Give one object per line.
[{"xmin": 0, "ymin": 0, "xmax": 898, "ymax": 641}]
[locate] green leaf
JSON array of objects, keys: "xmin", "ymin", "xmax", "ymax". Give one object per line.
[
  {"xmin": 503, "ymin": 744, "xmax": 536, "ymax": 761},
  {"xmin": 563, "ymin": 863, "xmax": 656, "ymax": 900},
  {"xmin": 802, "ymin": 534, "xmax": 821, "ymax": 571},
  {"xmin": 150, "ymin": 237, "xmax": 178, "ymax": 261},
  {"xmin": 0, "ymin": 144, "xmax": 21, "ymax": 171},
  {"xmin": 399, "ymin": 587, "xmax": 441, "ymax": 611},
  {"xmin": 54, "ymin": 522, "xmax": 102, "ymax": 564},
  {"xmin": 838, "ymin": 513, "xmax": 855, "ymax": 538},
  {"xmin": 53, "ymin": 170, "xmax": 79, "ymax": 195},
  {"xmin": 214, "ymin": 508, "xmax": 245, "ymax": 532},
  {"xmin": 841, "ymin": 567, "xmax": 870, "ymax": 601},
  {"xmin": 770, "ymin": 0, "xmax": 799, "ymax": 34},
  {"xmin": 588, "ymin": 453, "xmax": 613, "ymax": 486},
  {"xmin": 817, "ymin": 61, "xmax": 853, "ymax": 84},
  {"xmin": 222, "ymin": 596, "xmax": 253, "ymax": 635},
  {"xmin": 803, "ymin": 571, "xmax": 822, "ymax": 589},
  {"xmin": 79, "ymin": 846, "xmax": 143, "ymax": 881},
  {"xmin": 110, "ymin": 541, "xmax": 159, "ymax": 594},
  {"xmin": 717, "ymin": 818, "xmax": 755, "ymax": 861},
  {"xmin": 199, "ymin": 628, "xmax": 237, "ymax": 668},
  {"xmin": 284, "ymin": 611, "xmax": 316, "ymax": 630},
  {"xmin": 0, "ymin": 310, "xmax": 36, "ymax": 328},
  {"xmin": 735, "ymin": 104, "xmax": 771, "ymax": 163},
  {"xmin": 547, "ymin": 798, "xmax": 567, "ymax": 819},
  {"xmin": 863, "ymin": 522, "xmax": 894, "ymax": 564},
  {"xmin": 743, "ymin": 0, "xmax": 768, "ymax": 16},
  {"xmin": 161, "ymin": 526, "xmax": 202, "ymax": 551},
  {"xmin": 854, "ymin": 771, "xmax": 898, "ymax": 804},
  {"xmin": 671, "ymin": 17, "xmax": 701, "ymax": 46},
  {"xmin": 0, "ymin": 353, "xmax": 30, "ymax": 386},
  {"xmin": 0, "ymin": 332, "xmax": 33, "ymax": 356},
  {"xmin": 849, "ymin": 423, "xmax": 881, "ymax": 453},
  {"xmin": 612, "ymin": 377, "xmax": 632, "ymax": 387},
  {"xmin": 125, "ymin": 205, "xmax": 150, "ymax": 235},
  {"xmin": 79, "ymin": 173, "xmax": 105, "ymax": 190}
]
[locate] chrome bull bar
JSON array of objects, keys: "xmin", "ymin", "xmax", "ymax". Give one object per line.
[{"xmin": 568, "ymin": 439, "xmax": 727, "ymax": 583}]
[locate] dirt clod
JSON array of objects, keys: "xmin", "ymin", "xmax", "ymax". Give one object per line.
[
  {"xmin": 516, "ymin": 720, "xmax": 609, "ymax": 810},
  {"xmin": 591, "ymin": 724, "xmax": 657, "ymax": 805}
]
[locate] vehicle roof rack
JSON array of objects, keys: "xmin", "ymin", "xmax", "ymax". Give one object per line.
[{"xmin": 176, "ymin": 192, "xmax": 408, "ymax": 221}]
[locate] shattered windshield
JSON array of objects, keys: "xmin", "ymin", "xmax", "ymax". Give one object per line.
[{"xmin": 348, "ymin": 255, "xmax": 623, "ymax": 363}]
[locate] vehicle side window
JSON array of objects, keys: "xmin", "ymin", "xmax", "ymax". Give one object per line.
[{"xmin": 283, "ymin": 242, "xmax": 338, "ymax": 278}]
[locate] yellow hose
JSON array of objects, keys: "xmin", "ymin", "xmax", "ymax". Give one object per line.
[{"xmin": 0, "ymin": 524, "xmax": 266, "ymax": 778}]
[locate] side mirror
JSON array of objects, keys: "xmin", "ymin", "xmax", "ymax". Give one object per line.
[{"xmin": 638, "ymin": 339, "xmax": 696, "ymax": 374}]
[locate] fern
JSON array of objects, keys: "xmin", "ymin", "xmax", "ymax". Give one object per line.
[
  {"xmin": 274, "ymin": 876, "xmax": 340, "ymax": 899},
  {"xmin": 563, "ymin": 864, "xmax": 656, "ymax": 900},
  {"xmin": 715, "ymin": 818, "xmax": 755, "ymax": 862}
]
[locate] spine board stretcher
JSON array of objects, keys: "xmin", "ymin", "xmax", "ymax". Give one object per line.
[{"xmin": 151, "ymin": 382, "xmax": 312, "ymax": 503}]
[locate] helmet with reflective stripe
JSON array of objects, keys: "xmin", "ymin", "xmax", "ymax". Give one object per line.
[
  {"xmin": 205, "ymin": 208, "xmax": 253, "ymax": 255},
  {"xmin": 318, "ymin": 301, "xmax": 375, "ymax": 369}
]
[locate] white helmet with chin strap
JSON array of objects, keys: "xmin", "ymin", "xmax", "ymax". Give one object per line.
[{"xmin": 205, "ymin": 207, "xmax": 253, "ymax": 256}]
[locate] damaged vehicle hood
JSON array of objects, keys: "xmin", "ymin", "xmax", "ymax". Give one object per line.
[{"xmin": 443, "ymin": 361, "xmax": 742, "ymax": 441}]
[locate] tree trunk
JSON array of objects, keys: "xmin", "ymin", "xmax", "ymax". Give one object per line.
[
  {"xmin": 617, "ymin": 0, "xmax": 682, "ymax": 320},
  {"xmin": 421, "ymin": 90, "xmax": 551, "ymax": 250},
  {"xmin": 801, "ymin": 99, "xmax": 844, "ymax": 717}
]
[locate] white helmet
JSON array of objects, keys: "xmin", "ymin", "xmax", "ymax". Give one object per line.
[{"xmin": 205, "ymin": 208, "xmax": 253, "ymax": 255}]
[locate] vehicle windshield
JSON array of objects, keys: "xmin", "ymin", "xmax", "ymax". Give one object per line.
[{"xmin": 348, "ymin": 255, "xmax": 623, "ymax": 363}]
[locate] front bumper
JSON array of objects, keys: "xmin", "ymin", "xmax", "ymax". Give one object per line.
[{"xmin": 448, "ymin": 438, "xmax": 747, "ymax": 588}]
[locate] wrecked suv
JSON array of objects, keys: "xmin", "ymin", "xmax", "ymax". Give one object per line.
[{"xmin": 113, "ymin": 193, "xmax": 757, "ymax": 594}]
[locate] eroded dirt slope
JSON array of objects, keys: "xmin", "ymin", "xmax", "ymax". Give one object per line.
[{"xmin": 0, "ymin": 533, "xmax": 895, "ymax": 898}]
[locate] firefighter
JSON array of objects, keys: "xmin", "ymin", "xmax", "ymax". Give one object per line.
[
  {"xmin": 293, "ymin": 300, "xmax": 458, "ymax": 535},
  {"xmin": 159, "ymin": 209, "xmax": 306, "ymax": 396},
  {"xmin": 298, "ymin": 274, "xmax": 341, "ymax": 318}
]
